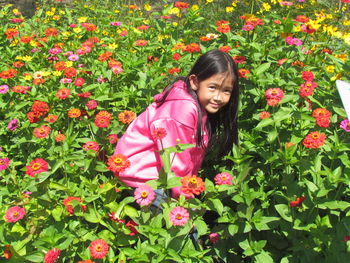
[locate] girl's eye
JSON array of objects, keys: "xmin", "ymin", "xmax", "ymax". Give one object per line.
[
  {"xmin": 208, "ymin": 86, "xmax": 216, "ymax": 90},
  {"xmin": 224, "ymin": 90, "xmax": 232, "ymax": 94}
]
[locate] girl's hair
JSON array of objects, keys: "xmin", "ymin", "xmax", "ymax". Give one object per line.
[{"xmin": 156, "ymin": 49, "xmax": 239, "ymax": 158}]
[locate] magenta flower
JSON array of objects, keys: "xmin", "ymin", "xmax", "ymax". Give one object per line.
[
  {"xmin": 169, "ymin": 206, "xmax": 190, "ymax": 226},
  {"xmin": 214, "ymin": 172, "xmax": 233, "ymax": 185},
  {"xmin": 7, "ymin": 118, "xmax": 18, "ymax": 131},
  {"xmin": 209, "ymin": 232, "xmax": 220, "ymax": 244},
  {"xmin": 0, "ymin": 157, "xmax": 10, "ymax": 171},
  {"xmin": 86, "ymin": 100, "xmax": 98, "ymax": 110},
  {"xmin": 83, "ymin": 141, "xmax": 100, "ymax": 152},
  {"xmin": 4, "ymin": 206, "xmax": 26, "ymax": 223},
  {"xmin": 134, "ymin": 185, "xmax": 155, "ymax": 206},
  {"xmin": 110, "ymin": 21, "xmax": 122, "ymax": 26},
  {"xmin": 44, "ymin": 248, "xmax": 61, "ymax": 263},
  {"xmin": 285, "ymin": 36, "xmax": 303, "ymax": 46},
  {"xmin": 0, "ymin": 85, "xmax": 9, "ymax": 94},
  {"xmin": 340, "ymin": 119, "xmax": 350, "ymax": 132},
  {"xmin": 68, "ymin": 54, "xmax": 80, "ymax": 61}
]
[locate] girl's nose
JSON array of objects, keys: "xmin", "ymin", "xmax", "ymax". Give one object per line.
[{"xmin": 213, "ymin": 92, "xmax": 223, "ymax": 102}]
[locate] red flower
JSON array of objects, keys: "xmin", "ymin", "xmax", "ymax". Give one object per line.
[
  {"xmin": 209, "ymin": 233, "xmax": 220, "ymax": 244},
  {"xmin": 294, "ymin": 15, "xmax": 309, "ymax": 23},
  {"xmin": 3, "ymin": 245, "xmax": 12, "ymax": 259},
  {"xmin": 55, "ymin": 133, "xmax": 66, "ymax": 142},
  {"xmin": 74, "ymin": 77, "xmax": 85, "ymax": 87},
  {"xmin": 108, "ymin": 134, "xmax": 118, "ymax": 144},
  {"xmin": 299, "ymin": 86, "xmax": 315, "ymax": 97},
  {"xmin": 301, "ymin": 71, "xmax": 315, "ymax": 81},
  {"xmin": 107, "ymin": 154, "xmax": 131, "ymax": 173},
  {"xmin": 135, "ymin": 40, "xmax": 148, "ymax": 46},
  {"xmin": 83, "ymin": 141, "xmax": 100, "ymax": 152},
  {"xmin": 125, "ymin": 220, "xmax": 139, "ymax": 236},
  {"xmin": 302, "ymin": 131, "xmax": 326, "ymax": 148},
  {"xmin": 0, "ymin": 69, "xmax": 17, "ymax": 79},
  {"xmin": 45, "ymin": 27, "xmax": 58, "ymax": 37},
  {"xmin": 238, "ymin": 69, "xmax": 250, "ymax": 78},
  {"xmin": 290, "ymin": 196, "xmax": 306, "ymax": 207},
  {"xmin": 98, "ymin": 51, "xmax": 113, "ymax": 62},
  {"xmin": 5, "ymin": 28, "xmax": 19, "ymax": 39},
  {"xmin": 44, "ymin": 248, "xmax": 60, "ymax": 263},
  {"xmin": 34, "ymin": 125, "xmax": 51, "ymax": 139},
  {"xmin": 168, "ymin": 67, "xmax": 181, "ymax": 75},
  {"xmin": 219, "ymin": 46, "xmax": 231, "ymax": 53},
  {"xmin": 64, "ymin": 67, "xmax": 77, "ymax": 78},
  {"xmin": 56, "ymin": 88, "xmax": 71, "ymax": 99},
  {"xmin": 259, "ymin": 111, "xmax": 270, "ymax": 119},
  {"xmin": 180, "ymin": 175, "xmax": 205, "ymax": 198},
  {"xmin": 184, "ymin": 43, "xmax": 200, "ymax": 53},
  {"xmin": 89, "ymin": 239, "xmax": 109, "ymax": 259},
  {"xmin": 232, "ymin": 55, "xmax": 246, "ymax": 64},
  {"xmin": 82, "ymin": 23, "xmax": 97, "ymax": 31},
  {"xmin": 173, "ymin": 53, "xmax": 181, "ymax": 61},
  {"xmin": 54, "ymin": 61, "xmax": 66, "ymax": 71},
  {"xmin": 216, "ymin": 20, "xmax": 229, "ymax": 26},
  {"xmin": 152, "ymin": 128, "xmax": 167, "ymax": 140},
  {"xmin": 174, "ymin": 1, "xmax": 189, "ymax": 9},
  {"xmin": 216, "ymin": 24, "xmax": 230, "ymax": 33},
  {"xmin": 26, "ymin": 158, "xmax": 49, "ymax": 177},
  {"xmin": 45, "ymin": 114, "xmax": 59, "ymax": 123},
  {"xmin": 63, "ymin": 196, "xmax": 86, "ymax": 215}
]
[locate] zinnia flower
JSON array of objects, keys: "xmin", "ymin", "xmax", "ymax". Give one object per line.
[
  {"xmin": 4, "ymin": 206, "xmax": 26, "ymax": 223},
  {"xmin": 0, "ymin": 157, "xmax": 10, "ymax": 171},
  {"xmin": 209, "ymin": 232, "xmax": 220, "ymax": 244},
  {"xmin": 7, "ymin": 118, "xmax": 18, "ymax": 131},
  {"xmin": 152, "ymin": 128, "xmax": 167, "ymax": 140},
  {"xmin": 118, "ymin": 110, "xmax": 136, "ymax": 124},
  {"xmin": 169, "ymin": 206, "xmax": 190, "ymax": 226},
  {"xmin": 0, "ymin": 84, "xmax": 9, "ymax": 94},
  {"xmin": 26, "ymin": 158, "xmax": 49, "ymax": 177},
  {"xmin": 44, "ymin": 248, "xmax": 60, "ymax": 263},
  {"xmin": 68, "ymin": 108, "xmax": 81, "ymax": 118},
  {"xmin": 83, "ymin": 141, "xmax": 100, "ymax": 152},
  {"xmin": 214, "ymin": 172, "xmax": 233, "ymax": 185},
  {"xmin": 290, "ymin": 196, "xmax": 306, "ymax": 207},
  {"xmin": 180, "ymin": 175, "xmax": 205, "ymax": 198},
  {"xmin": 33, "ymin": 125, "xmax": 51, "ymax": 139},
  {"xmin": 56, "ymin": 88, "xmax": 71, "ymax": 99},
  {"xmin": 259, "ymin": 111, "xmax": 270, "ymax": 119},
  {"xmin": 63, "ymin": 196, "xmax": 86, "ymax": 215},
  {"xmin": 108, "ymin": 134, "xmax": 118, "ymax": 144},
  {"xmin": 134, "ymin": 185, "xmax": 155, "ymax": 206},
  {"xmin": 89, "ymin": 239, "xmax": 109, "ymax": 259},
  {"xmin": 107, "ymin": 153, "xmax": 131, "ymax": 173},
  {"xmin": 340, "ymin": 119, "xmax": 350, "ymax": 132},
  {"xmin": 302, "ymin": 131, "xmax": 326, "ymax": 149},
  {"xmin": 86, "ymin": 100, "xmax": 98, "ymax": 110}
]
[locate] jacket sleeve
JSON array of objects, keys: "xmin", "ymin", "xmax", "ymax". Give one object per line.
[{"xmin": 149, "ymin": 118, "xmax": 198, "ymax": 199}]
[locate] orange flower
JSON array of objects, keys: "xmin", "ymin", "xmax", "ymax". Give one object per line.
[
  {"xmin": 302, "ymin": 131, "xmax": 326, "ymax": 149},
  {"xmin": 216, "ymin": 24, "xmax": 230, "ymax": 33},
  {"xmin": 107, "ymin": 153, "xmax": 131, "ymax": 173},
  {"xmin": 64, "ymin": 67, "xmax": 77, "ymax": 78},
  {"xmin": 135, "ymin": 40, "xmax": 148, "ymax": 46},
  {"xmin": 82, "ymin": 23, "xmax": 97, "ymax": 31},
  {"xmin": 174, "ymin": 1, "xmax": 189, "ymax": 9},
  {"xmin": 238, "ymin": 69, "xmax": 250, "ymax": 79},
  {"xmin": 45, "ymin": 27, "xmax": 58, "ymax": 37},
  {"xmin": 259, "ymin": 111, "xmax": 270, "ymax": 119},
  {"xmin": 180, "ymin": 175, "xmax": 205, "ymax": 198},
  {"xmin": 45, "ymin": 114, "xmax": 58, "ymax": 123},
  {"xmin": 56, "ymin": 88, "xmax": 71, "ymax": 99},
  {"xmin": 118, "ymin": 110, "xmax": 136, "ymax": 124},
  {"xmin": 5, "ymin": 28, "xmax": 19, "ymax": 39},
  {"xmin": 95, "ymin": 116, "xmax": 110, "ymax": 128},
  {"xmin": 0, "ymin": 69, "xmax": 17, "ymax": 79},
  {"xmin": 63, "ymin": 196, "xmax": 86, "ymax": 215},
  {"xmin": 98, "ymin": 51, "xmax": 113, "ymax": 62},
  {"xmin": 184, "ymin": 43, "xmax": 200, "ymax": 53},
  {"xmin": 68, "ymin": 108, "xmax": 81, "ymax": 118},
  {"xmin": 54, "ymin": 61, "xmax": 66, "ymax": 71},
  {"xmin": 55, "ymin": 133, "xmax": 66, "ymax": 142}
]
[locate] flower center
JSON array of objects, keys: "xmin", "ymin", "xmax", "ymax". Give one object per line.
[
  {"xmin": 95, "ymin": 244, "xmax": 102, "ymax": 252},
  {"xmin": 13, "ymin": 212, "xmax": 19, "ymax": 218},
  {"xmin": 189, "ymin": 178, "xmax": 198, "ymax": 187},
  {"xmin": 113, "ymin": 157, "xmax": 122, "ymax": 165},
  {"xmin": 0, "ymin": 160, "xmax": 4, "ymax": 165},
  {"xmin": 221, "ymin": 176, "xmax": 227, "ymax": 181},
  {"xmin": 141, "ymin": 191, "xmax": 148, "ymax": 198},
  {"xmin": 311, "ymin": 134, "xmax": 320, "ymax": 139},
  {"xmin": 175, "ymin": 213, "xmax": 183, "ymax": 220},
  {"xmin": 32, "ymin": 163, "xmax": 41, "ymax": 170}
]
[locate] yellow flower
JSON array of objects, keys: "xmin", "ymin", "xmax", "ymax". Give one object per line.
[
  {"xmin": 326, "ymin": 65, "xmax": 335, "ymax": 73},
  {"xmin": 46, "ymin": 11, "xmax": 54, "ymax": 16},
  {"xmin": 144, "ymin": 4, "xmax": 151, "ymax": 11},
  {"xmin": 343, "ymin": 34, "xmax": 350, "ymax": 45},
  {"xmin": 172, "ymin": 22, "xmax": 178, "ymax": 27},
  {"xmin": 59, "ymin": 10, "xmax": 65, "ymax": 15},
  {"xmin": 108, "ymin": 43, "xmax": 118, "ymax": 49},
  {"xmin": 262, "ymin": 3, "xmax": 271, "ymax": 11},
  {"xmin": 293, "ymin": 25, "xmax": 302, "ymax": 32},
  {"xmin": 133, "ymin": 28, "xmax": 142, "ymax": 34},
  {"xmin": 331, "ymin": 73, "xmax": 342, "ymax": 81},
  {"xmin": 61, "ymin": 31, "xmax": 71, "ymax": 37},
  {"xmin": 226, "ymin": 6, "xmax": 234, "ymax": 12},
  {"xmin": 24, "ymin": 74, "xmax": 32, "ymax": 81},
  {"xmin": 343, "ymin": 20, "xmax": 350, "ymax": 26},
  {"xmin": 51, "ymin": 7, "xmax": 56, "ymax": 12},
  {"xmin": 10, "ymin": 40, "xmax": 19, "ymax": 47},
  {"xmin": 335, "ymin": 54, "xmax": 347, "ymax": 62},
  {"xmin": 73, "ymin": 27, "xmax": 82, "ymax": 33},
  {"xmin": 206, "ymin": 0, "xmax": 213, "ymax": 3},
  {"xmin": 114, "ymin": 9, "xmax": 120, "ymax": 13},
  {"xmin": 78, "ymin": 17, "xmax": 88, "ymax": 23},
  {"xmin": 102, "ymin": 30, "xmax": 109, "ymax": 36},
  {"xmin": 53, "ymin": 71, "xmax": 62, "ymax": 77},
  {"xmin": 66, "ymin": 61, "xmax": 73, "ymax": 67},
  {"xmin": 12, "ymin": 8, "xmax": 19, "ymax": 14},
  {"xmin": 232, "ymin": 2, "xmax": 237, "ymax": 7},
  {"xmin": 169, "ymin": 7, "xmax": 180, "ymax": 15},
  {"xmin": 192, "ymin": 5, "xmax": 199, "ymax": 11},
  {"xmin": 30, "ymin": 40, "xmax": 37, "ymax": 47},
  {"xmin": 22, "ymin": 56, "xmax": 32, "ymax": 62}
]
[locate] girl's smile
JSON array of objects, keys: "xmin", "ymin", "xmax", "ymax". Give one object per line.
[{"xmin": 189, "ymin": 72, "xmax": 234, "ymax": 113}]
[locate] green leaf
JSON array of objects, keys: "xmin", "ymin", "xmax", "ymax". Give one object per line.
[
  {"xmin": 274, "ymin": 204, "xmax": 292, "ymax": 222},
  {"xmin": 124, "ymin": 205, "xmax": 139, "ymax": 218},
  {"xmin": 51, "ymin": 206, "xmax": 63, "ymax": 221},
  {"xmin": 318, "ymin": 201, "xmax": 350, "ymax": 210},
  {"xmin": 254, "ymin": 251, "xmax": 274, "ymax": 263},
  {"xmin": 193, "ymin": 218, "xmax": 208, "ymax": 236},
  {"xmin": 25, "ymin": 252, "xmax": 43, "ymax": 262},
  {"xmin": 255, "ymin": 118, "xmax": 274, "ymax": 129},
  {"xmin": 208, "ymin": 199, "xmax": 224, "ymax": 215},
  {"xmin": 254, "ymin": 62, "xmax": 271, "ymax": 76}
]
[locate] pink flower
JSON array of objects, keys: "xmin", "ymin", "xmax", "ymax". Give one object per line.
[
  {"xmin": 152, "ymin": 127, "xmax": 167, "ymax": 140},
  {"xmin": 134, "ymin": 185, "xmax": 155, "ymax": 206},
  {"xmin": 340, "ymin": 119, "xmax": 350, "ymax": 132},
  {"xmin": 285, "ymin": 36, "xmax": 303, "ymax": 46},
  {"xmin": 110, "ymin": 21, "xmax": 122, "ymax": 26},
  {"xmin": 89, "ymin": 239, "xmax": 109, "ymax": 259},
  {"xmin": 7, "ymin": 118, "xmax": 18, "ymax": 131},
  {"xmin": 4, "ymin": 206, "xmax": 26, "ymax": 223},
  {"xmin": 265, "ymin": 88, "xmax": 284, "ymax": 100},
  {"xmin": 44, "ymin": 248, "xmax": 61, "ymax": 263},
  {"xmin": 169, "ymin": 206, "xmax": 190, "ymax": 226},
  {"xmin": 242, "ymin": 24, "xmax": 255, "ymax": 31},
  {"xmin": 280, "ymin": 1, "xmax": 293, "ymax": 6},
  {"xmin": 83, "ymin": 141, "xmax": 100, "ymax": 152},
  {"xmin": 86, "ymin": 100, "xmax": 98, "ymax": 110},
  {"xmin": 68, "ymin": 54, "xmax": 79, "ymax": 61},
  {"xmin": 0, "ymin": 84, "xmax": 9, "ymax": 94},
  {"xmin": 26, "ymin": 158, "xmax": 49, "ymax": 177},
  {"xmin": 214, "ymin": 172, "xmax": 233, "ymax": 185},
  {"xmin": 0, "ymin": 157, "xmax": 10, "ymax": 171},
  {"xmin": 108, "ymin": 134, "xmax": 118, "ymax": 144},
  {"xmin": 209, "ymin": 232, "xmax": 220, "ymax": 244}
]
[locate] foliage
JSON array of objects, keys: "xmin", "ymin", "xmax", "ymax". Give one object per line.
[{"xmin": 1, "ymin": 0, "xmax": 350, "ymax": 262}]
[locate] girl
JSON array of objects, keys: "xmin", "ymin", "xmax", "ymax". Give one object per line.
[{"xmin": 114, "ymin": 49, "xmax": 239, "ymax": 198}]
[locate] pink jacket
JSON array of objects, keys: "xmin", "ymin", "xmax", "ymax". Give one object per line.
[{"xmin": 114, "ymin": 80, "xmax": 208, "ymax": 197}]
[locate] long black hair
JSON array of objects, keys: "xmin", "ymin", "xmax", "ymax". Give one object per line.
[{"xmin": 156, "ymin": 49, "xmax": 240, "ymax": 158}]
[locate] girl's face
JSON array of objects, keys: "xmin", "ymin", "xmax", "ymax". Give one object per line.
[{"xmin": 189, "ymin": 72, "xmax": 234, "ymax": 114}]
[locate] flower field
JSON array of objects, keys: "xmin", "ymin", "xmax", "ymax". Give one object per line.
[{"xmin": 1, "ymin": 0, "xmax": 350, "ymax": 262}]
